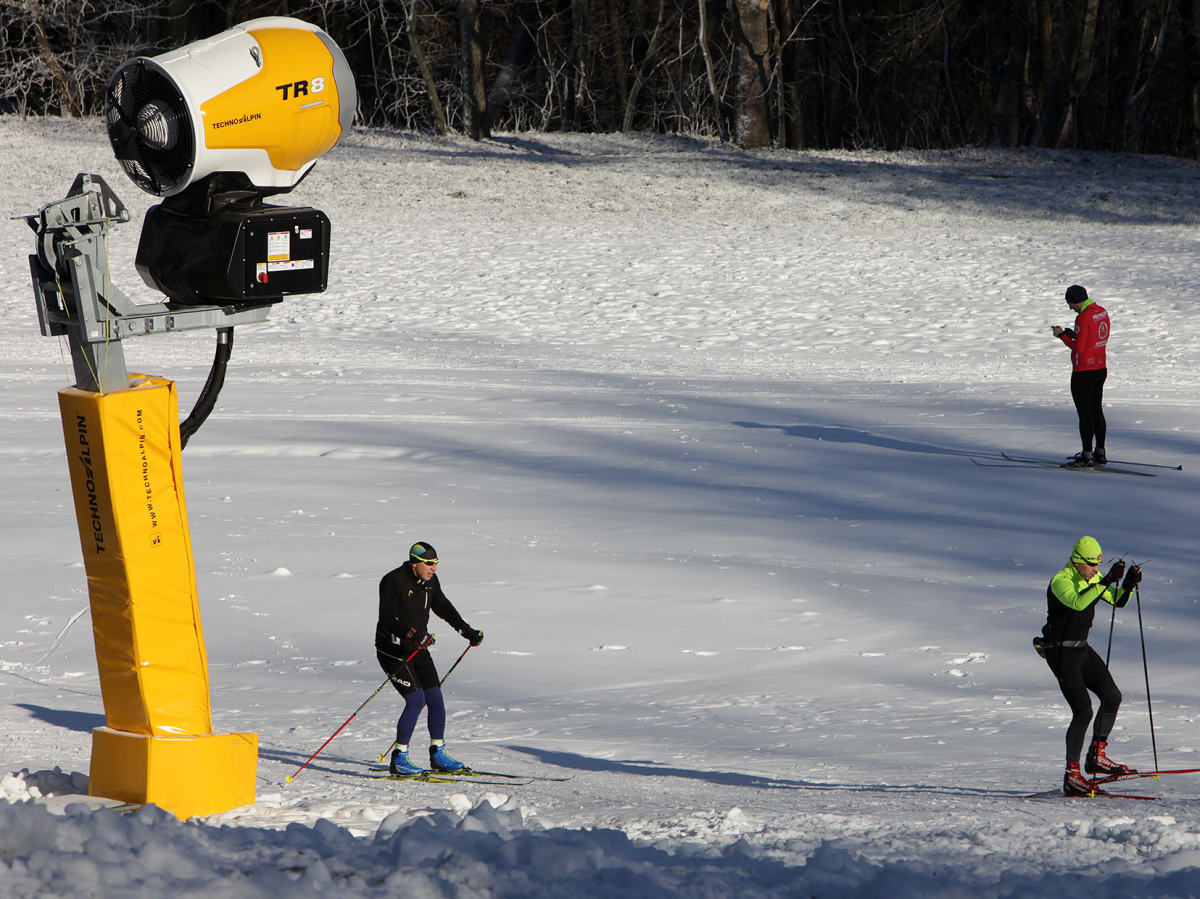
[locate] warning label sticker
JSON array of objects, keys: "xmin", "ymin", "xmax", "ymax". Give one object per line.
[{"xmin": 267, "ymin": 231, "xmax": 291, "ymax": 262}]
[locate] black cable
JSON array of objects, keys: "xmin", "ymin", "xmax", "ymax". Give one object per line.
[{"xmin": 180, "ymin": 326, "xmax": 233, "ymax": 450}]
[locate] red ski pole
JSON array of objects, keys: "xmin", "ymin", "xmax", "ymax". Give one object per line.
[
  {"xmin": 289, "ymin": 637, "xmax": 431, "ymax": 783},
  {"xmin": 286, "ymin": 677, "xmax": 391, "ymax": 783}
]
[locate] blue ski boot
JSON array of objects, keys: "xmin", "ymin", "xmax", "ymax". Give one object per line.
[
  {"xmin": 389, "ymin": 746, "xmax": 424, "ymax": 777},
  {"xmin": 429, "ymin": 742, "xmax": 466, "ymax": 773}
]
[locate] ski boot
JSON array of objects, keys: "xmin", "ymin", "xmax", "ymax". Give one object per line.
[
  {"xmin": 389, "ymin": 746, "xmax": 424, "ymax": 777},
  {"xmin": 1063, "ymin": 762, "xmax": 1093, "ymax": 796},
  {"xmin": 1065, "ymin": 451, "xmax": 1094, "ymax": 469},
  {"xmin": 1085, "ymin": 740, "xmax": 1136, "ymax": 776},
  {"xmin": 429, "ymin": 741, "xmax": 467, "ymax": 773},
  {"xmin": 1093, "ymin": 448, "xmax": 1107, "ymax": 468}
]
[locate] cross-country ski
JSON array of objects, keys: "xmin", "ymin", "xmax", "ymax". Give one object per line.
[
  {"xmin": 368, "ymin": 765, "xmax": 573, "ymax": 782},
  {"xmin": 970, "ymin": 456, "xmax": 1155, "ymax": 476}
]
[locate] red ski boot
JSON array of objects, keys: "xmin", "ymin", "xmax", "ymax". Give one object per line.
[
  {"xmin": 1063, "ymin": 762, "xmax": 1093, "ymax": 796},
  {"xmin": 1085, "ymin": 740, "xmax": 1137, "ymax": 777}
]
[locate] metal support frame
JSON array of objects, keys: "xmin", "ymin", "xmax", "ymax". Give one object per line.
[{"xmin": 24, "ymin": 172, "xmax": 278, "ymax": 393}]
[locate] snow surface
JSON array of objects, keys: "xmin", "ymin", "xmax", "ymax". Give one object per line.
[{"xmin": 3, "ymin": 116, "xmax": 1200, "ymax": 896}]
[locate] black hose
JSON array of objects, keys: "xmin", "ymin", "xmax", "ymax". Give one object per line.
[{"xmin": 180, "ymin": 327, "xmax": 233, "ymax": 450}]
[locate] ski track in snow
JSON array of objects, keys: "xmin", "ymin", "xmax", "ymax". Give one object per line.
[{"xmin": 3, "ymin": 117, "xmax": 1200, "ymax": 895}]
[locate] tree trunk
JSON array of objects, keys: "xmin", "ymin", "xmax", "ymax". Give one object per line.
[
  {"xmin": 1124, "ymin": 0, "xmax": 1176, "ymax": 152},
  {"xmin": 460, "ymin": 0, "xmax": 490, "ymax": 139},
  {"xmin": 406, "ymin": 0, "xmax": 450, "ymax": 134},
  {"xmin": 1055, "ymin": 0, "xmax": 1100, "ymax": 147},
  {"xmin": 984, "ymin": 0, "xmax": 1025, "ymax": 147},
  {"xmin": 605, "ymin": 0, "xmax": 630, "ymax": 115},
  {"xmin": 487, "ymin": 0, "xmax": 538, "ymax": 120},
  {"xmin": 697, "ymin": 0, "xmax": 729, "ymax": 140},
  {"xmin": 774, "ymin": 0, "xmax": 804, "ymax": 149},
  {"xmin": 1031, "ymin": 0, "xmax": 1076, "ymax": 147},
  {"xmin": 623, "ymin": 0, "xmax": 667, "ymax": 131},
  {"xmin": 936, "ymin": 0, "xmax": 967, "ymax": 145},
  {"xmin": 733, "ymin": 0, "xmax": 771, "ymax": 148},
  {"xmin": 834, "ymin": 0, "xmax": 867, "ymax": 146},
  {"xmin": 567, "ymin": 0, "xmax": 587, "ymax": 131},
  {"xmin": 1182, "ymin": 0, "xmax": 1200, "ymax": 156},
  {"xmin": 32, "ymin": 16, "xmax": 81, "ymax": 117}
]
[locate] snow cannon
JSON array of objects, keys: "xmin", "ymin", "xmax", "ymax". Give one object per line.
[
  {"xmin": 104, "ymin": 17, "xmax": 356, "ymax": 305},
  {"xmin": 106, "ymin": 16, "xmax": 355, "ymax": 198},
  {"xmin": 24, "ymin": 17, "xmax": 357, "ymax": 820}
]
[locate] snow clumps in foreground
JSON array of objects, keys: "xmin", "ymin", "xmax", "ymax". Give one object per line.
[{"xmin": 4, "ymin": 780, "xmax": 1200, "ymax": 897}]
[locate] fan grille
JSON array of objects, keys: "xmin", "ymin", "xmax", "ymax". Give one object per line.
[{"xmin": 105, "ymin": 61, "xmax": 195, "ymax": 196}]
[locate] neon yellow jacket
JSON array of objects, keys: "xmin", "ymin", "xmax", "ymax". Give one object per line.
[
  {"xmin": 1044, "ymin": 563, "xmax": 1129, "ymax": 642},
  {"xmin": 1049, "ymin": 563, "xmax": 1120, "ymax": 611}
]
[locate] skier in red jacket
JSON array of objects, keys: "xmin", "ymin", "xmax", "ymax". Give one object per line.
[{"xmin": 1052, "ymin": 285, "xmax": 1109, "ymax": 468}]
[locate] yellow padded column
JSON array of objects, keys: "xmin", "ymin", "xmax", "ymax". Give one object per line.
[{"xmin": 58, "ymin": 376, "xmax": 256, "ymax": 817}]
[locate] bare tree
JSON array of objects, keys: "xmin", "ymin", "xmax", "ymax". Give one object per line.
[
  {"xmin": 733, "ymin": 0, "xmax": 771, "ymax": 147},
  {"xmin": 1182, "ymin": 0, "xmax": 1200, "ymax": 156},
  {"xmin": 1124, "ymin": 0, "xmax": 1177, "ymax": 152},
  {"xmin": 984, "ymin": 0, "xmax": 1026, "ymax": 147},
  {"xmin": 11, "ymin": 0, "xmax": 1200, "ymax": 157},
  {"xmin": 696, "ymin": 0, "xmax": 728, "ymax": 139},
  {"xmin": 622, "ymin": 0, "xmax": 668, "ymax": 131},
  {"xmin": 0, "ymin": 0, "xmax": 162, "ymax": 117},
  {"xmin": 408, "ymin": 0, "xmax": 450, "ymax": 133},
  {"xmin": 459, "ymin": 0, "xmax": 489, "ymax": 138}
]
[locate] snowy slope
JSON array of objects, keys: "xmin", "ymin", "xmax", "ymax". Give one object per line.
[{"xmin": 3, "ymin": 116, "xmax": 1200, "ymax": 896}]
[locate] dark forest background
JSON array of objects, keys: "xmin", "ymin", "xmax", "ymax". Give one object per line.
[{"xmin": 4, "ymin": 0, "xmax": 1200, "ymax": 156}]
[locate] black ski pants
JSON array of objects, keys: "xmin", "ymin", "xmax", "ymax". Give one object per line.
[
  {"xmin": 1070, "ymin": 368, "xmax": 1107, "ymax": 454},
  {"xmin": 1045, "ymin": 644, "xmax": 1121, "ymax": 764}
]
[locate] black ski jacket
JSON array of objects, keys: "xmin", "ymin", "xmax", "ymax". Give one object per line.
[{"xmin": 375, "ymin": 562, "xmax": 470, "ymax": 657}]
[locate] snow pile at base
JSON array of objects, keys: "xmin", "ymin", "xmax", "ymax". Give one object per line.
[
  {"xmin": 1, "ymin": 768, "xmax": 87, "ymax": 804},
  {"xmin": 5, "ymin": 788, "xmax": 1200, "ymax": 898}
]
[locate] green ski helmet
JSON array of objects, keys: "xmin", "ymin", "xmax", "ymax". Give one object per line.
[{"xmin": 1070, "ymin": 536, "xmax": 1102, "ymax": 566}]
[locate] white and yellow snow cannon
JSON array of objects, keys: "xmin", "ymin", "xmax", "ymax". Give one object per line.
[
  {"xmin": 28, "ymin": 17, "xmax": 356, "ymax": 819},
  {"xmin": 106, "ymin": 16, "xmax": 355, "ymax": 198}
]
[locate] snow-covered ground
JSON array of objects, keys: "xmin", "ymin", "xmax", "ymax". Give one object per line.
[{"xmin": 3, "ymin": 116, "xmax": 1200, "ymax": 896}]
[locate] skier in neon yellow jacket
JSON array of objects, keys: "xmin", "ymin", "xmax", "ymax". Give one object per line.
[{"xmin": 1041, "ymin": 535, "xmax": 1142, "ymax": 795}]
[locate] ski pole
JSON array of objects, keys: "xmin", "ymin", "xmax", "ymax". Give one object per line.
[
  {"xmin": 286, "ymin": 676, "xmax": 391, "ymax": 783},
  {"xmin": 1092, "ymin": 589, "xmax": 1120, "ymax": 792},
  {"xmin": 1135, "ymin": 581, "xmax": 1160, "ymax": 773},
  {"xmin": 440, "ymin": 644, "xmax": 473, "ymax": 687},
  {"xmin": 290, "ymin": 636, "xmax": 432, "ymax": 783}
]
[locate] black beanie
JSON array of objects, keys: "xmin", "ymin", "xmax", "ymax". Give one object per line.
[{"xmin": 1065, "ymin": 285, "xmax": 1089, "ymax": 304}]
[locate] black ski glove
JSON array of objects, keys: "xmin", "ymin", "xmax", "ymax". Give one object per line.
[
  {"xmin": 399, "ymin": 627, "xmax": 433, "ymax": 653},
  {"xmin": 462, "ymin": 627, "xmax": 484, "ymax": 647},
  {"xmin": 1101, "ymin": 560, "xmax": 1126, "ymax": 586},
  {"xmin": 1122, "ymin": 565, "xmax": 1142, "ymax": 590}
]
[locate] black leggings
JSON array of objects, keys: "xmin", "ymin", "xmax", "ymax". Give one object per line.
[
  {"xmin": 1046, "ymin": 645, "xmax": 1121, "ymax": 763},
  {"xmin": 1070, "ymin": 368, "xmax": 1107, "ymax": 453}
]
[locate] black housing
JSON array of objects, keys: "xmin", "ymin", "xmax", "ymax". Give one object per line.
[{"xmin": 136, "ymin": 203, "xmax": 330, "ymax": 305}]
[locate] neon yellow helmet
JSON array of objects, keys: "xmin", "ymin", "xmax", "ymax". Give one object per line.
[{"xmin": 1070, "ymin": 536, "xmax": 1102, "ymax": 565}]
